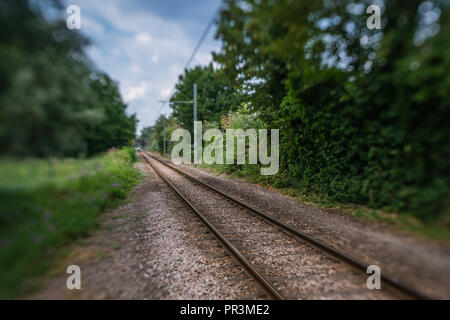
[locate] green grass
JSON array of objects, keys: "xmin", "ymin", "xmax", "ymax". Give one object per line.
[{"xmin": 0, "ymin": 147, "xmax": 142, "ymax": 298}]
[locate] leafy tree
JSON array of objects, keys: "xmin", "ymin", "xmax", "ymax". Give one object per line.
[
  {"xmin": 141, "ymin": 115, "xmax": 178, "ymax": 155},
  {"xmin": 140, "ymin": 126, "xmax": 155, "ymax": 148},
  {"xmin": 214, "ymin": 0, "xmax": 450, "ymax": 221},
  {"xmin": 171, "ymin": 64, "xmax": 242, "ymax": 135},
  {"xmin": 0, "ymin": 0, "xmax": 136, "ymax": 158},
  {"xmin": 83, "ymin": 73, "xmax": 137, "ymax": 156},
  {"xmin": 213, "ymin": 0, "xmax": 289, "ymax": 122}
]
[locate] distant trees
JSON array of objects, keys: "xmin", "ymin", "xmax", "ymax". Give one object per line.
[
  {"xmin": 83, "ymin": 74, "xmax": 137, "ymax": 156},
  {"xmin": 140, "ymin": 64, "xmax": 241, "ymax": 154},
  {"xmin": 141, "ymin": 115, "xmax": 178, "ymax": 155},
  {"xmin": 171, "ymin": 64, "xmax": 242, "ymax": 134},
  {"xmin": 0, "ymin": 0, "xmax": 136, "ymax": 158}
]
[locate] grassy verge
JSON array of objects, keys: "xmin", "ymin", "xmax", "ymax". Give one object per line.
[
  {"xmin": 199, "ymin": 163, "xmax": 450, "ymax": 242},
  {"xmin": 0, "ymin": 147, "xmax": 142, "ymax": 298}
]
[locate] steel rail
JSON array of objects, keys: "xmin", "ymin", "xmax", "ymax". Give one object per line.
[
  {"xmin": 141, "ymin": 152, "xmax": 286, "ymax": 300},
  {"xmin": 144, "ymin": 152, "xmax": 431, "ymax": 300}
]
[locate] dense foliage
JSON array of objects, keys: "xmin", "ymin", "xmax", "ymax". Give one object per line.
[
  {"xmin": 214, "ymin": 0, "xmax": 449, "ymax": 222},
  {"xmin": 140, "ymin": 0, "xmax": 449, "ymax": 223},
  {"xmin": 141, "ymin": 114, "xmax": 179, "ymax": 155},
  {"xmin": 0, "ymin": 0, "xmax": 136, "ymax": 158},
  {"xmin": 171, "ymin": 64, "xmax": 242, "ymax": 134},
  {"xmin": 83, "ymin": 74, "xmax": 137, "ymax": 156}
]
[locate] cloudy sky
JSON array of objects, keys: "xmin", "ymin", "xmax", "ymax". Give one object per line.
[{"xmin": 62, "ymin": 0, "xmax": 222, "ymax": 133}]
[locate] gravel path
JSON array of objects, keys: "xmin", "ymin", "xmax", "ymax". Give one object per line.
[
  {"xmin": 150, "ymin": 153, "xmax": 450, "ymax": 299},
  {"xmin": 149, "ymin": 157, "xmax": 400, "ymax": 299},
  {"xmin": 29, "ymin": 161, "xmax": 267, "ymax": 299}
]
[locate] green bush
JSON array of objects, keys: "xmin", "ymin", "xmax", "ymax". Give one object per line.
[
  {"xmin": 0, "ymin": 148, "xmax": 141, "ymax": 298},
  {"xmin": 213, "ymin": 0, "xmax": 450, "ymax": 223}
]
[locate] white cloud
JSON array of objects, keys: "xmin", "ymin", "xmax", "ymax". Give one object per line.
[
  {"xmin": 135, "ymin": 33, "xmax": 152, "ymax": 45},
  {"xmin": 160, "ymin": 87, "xmax": 172, "ymax": 99},
  {"xmin": 63, "ymin": 0, "xmax": 221, "ymax": 133},
  {"xmin": 123, "ymin": 82, "xmax": 150, "ymax": 102}
]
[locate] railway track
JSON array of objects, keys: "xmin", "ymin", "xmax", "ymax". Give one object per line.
[{"xmin": 141, "ymin": 152, "xmax": 430, "ymax": 300}]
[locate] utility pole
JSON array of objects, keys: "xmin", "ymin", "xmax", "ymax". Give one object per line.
[
  {"xmin": 193, "ymin": 83, "xmax": 197, "ymax": 167},
  {"xmin": 158, "ymin": 83, "xmax": 198, "ymax": 164},
  {"xmin": 155, "ymin": 101, "xmax": 168, "ymax": 157},
  {"xmin": 163, "ymin": 117, "xmax": 166, "ymax": 156}
]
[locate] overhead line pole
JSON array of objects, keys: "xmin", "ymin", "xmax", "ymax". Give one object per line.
[
  {"xmin": 159, "ymin": 83, "xmax": 198, "ymax": 165},
  {"xmin": 193, "ymin": 83, "xmax": 198, "ymax": 168},
  {"xmin": 163, "ymin": 117, "xmax": 166, "ymax": 156}
]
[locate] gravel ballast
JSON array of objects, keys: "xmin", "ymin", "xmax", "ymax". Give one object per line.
[
  {"xmin": 151, "ymin": 153, "xmax": 450, "ymax": 299},
  {"xmin": 149, "ymin": 157, "xmax": 400, "ymax": 299}
]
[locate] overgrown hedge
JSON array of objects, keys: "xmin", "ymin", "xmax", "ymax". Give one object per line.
[{"xmin": 212, "ymin": 0, "xmax": 450, "ymax": 223}]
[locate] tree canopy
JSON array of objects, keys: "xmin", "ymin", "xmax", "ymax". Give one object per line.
[
  {"xmin": 213, "ymin": 0, "xmax": 449, "ymax": 221},
  {"xmin": 171, "ymin": 64, "xmax": 242, "ymax": 133},
  {"xmin": 0, "ymin": 0, "xmax": 136, "ymax": 158}
]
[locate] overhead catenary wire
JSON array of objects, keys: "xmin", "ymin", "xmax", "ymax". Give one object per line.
[
  {"xmin": 149, "ymin": 5, "xmax": 220, "ymax": 125},
  {"xmin": 183, "ymin": 6, "xmax": 219, "ymax": 71}
]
